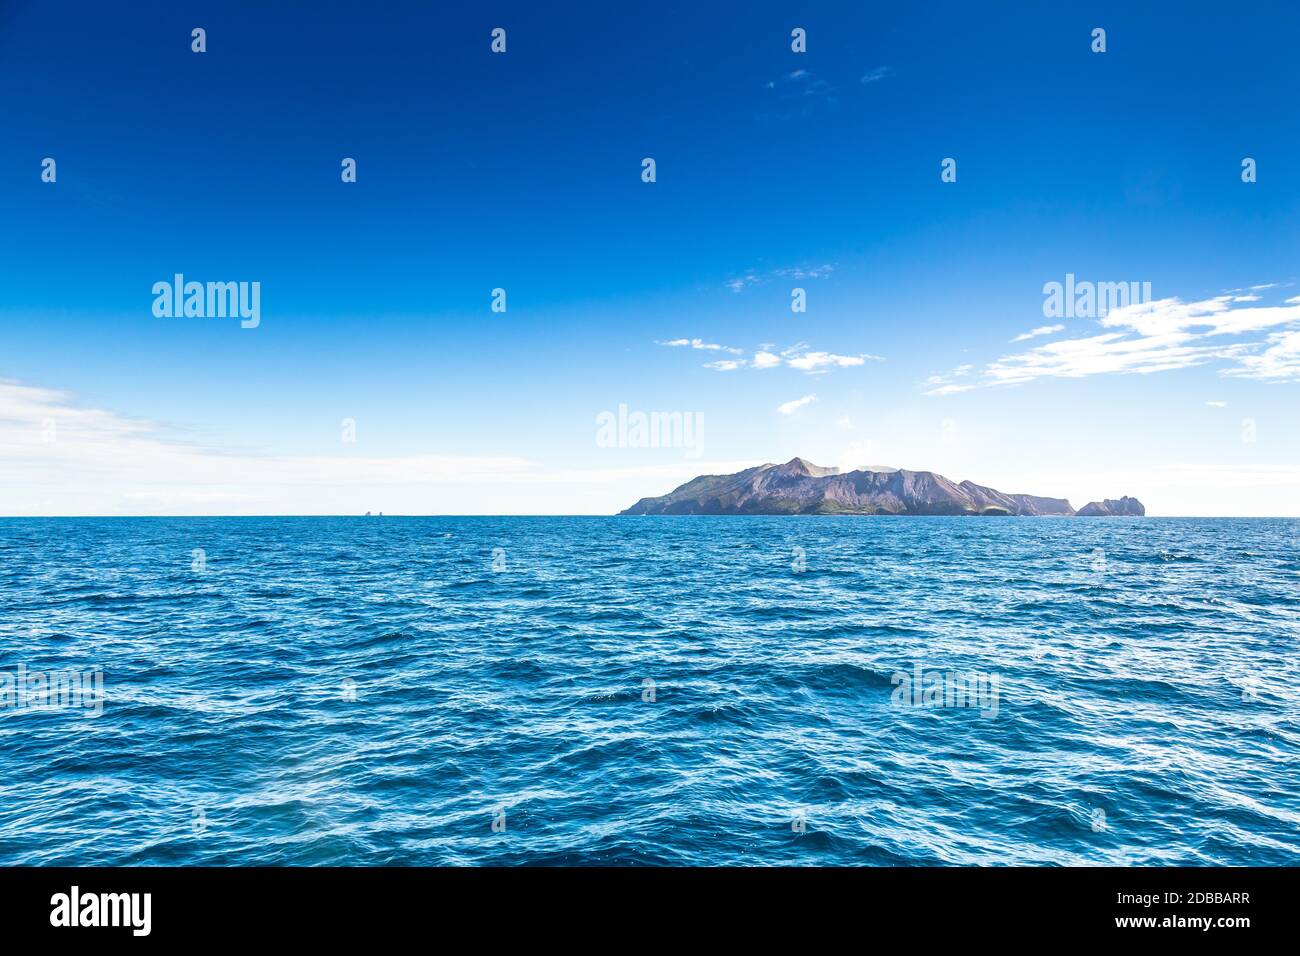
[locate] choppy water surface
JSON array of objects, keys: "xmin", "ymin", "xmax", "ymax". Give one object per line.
[{"xmin": 0, "ymin": 516, "xmax": 1296, "ymax": 865}]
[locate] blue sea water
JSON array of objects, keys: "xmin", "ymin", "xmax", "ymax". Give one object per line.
[{"xmin": 0, "ymin": 516, "xmax": 1297, "ymax": 866}]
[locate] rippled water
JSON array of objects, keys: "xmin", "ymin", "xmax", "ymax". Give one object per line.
[{"xmin": 0, "ymin": 516, "xmax": 1297, "ymax": 865}]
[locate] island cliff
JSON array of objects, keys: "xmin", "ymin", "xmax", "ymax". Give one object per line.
[{"xmin": 620, "ymin": 458, "xmax": 1144, "ymax": 517}]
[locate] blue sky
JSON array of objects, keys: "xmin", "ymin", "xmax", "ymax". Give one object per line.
[{"xmin": 2, "ymin": 1, "xmax": 1299, "ymax": 515}]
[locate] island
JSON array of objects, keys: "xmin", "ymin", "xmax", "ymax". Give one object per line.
[
  {"xmin": 620, "ymin": 458, "xmax": 1145, "ymax": 517},
  {"xmin": 1075, "ymin": 497, "xmax": 1145, "ymax": 517}
]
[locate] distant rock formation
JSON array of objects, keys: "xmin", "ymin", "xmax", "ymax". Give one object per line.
[
  {"xmin": 620, "ymin": 458, "xmax": 1143, "ymax": 517},
  {"xmin": 1075, "ymin": 496, "xmax": 1146, "ymax": 517}
]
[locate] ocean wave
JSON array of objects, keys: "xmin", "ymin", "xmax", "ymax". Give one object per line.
[{"xmin": 0, "ymin": 515, "xmax": 1297, "ymax": 865}]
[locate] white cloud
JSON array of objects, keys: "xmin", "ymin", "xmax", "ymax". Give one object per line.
[
  {"xmin": 777, "ymin": 394, "xmax": 817, "ymax": 415},
  {"xmin": 774, "ymin": 264, "xmax": 834, "ymax": 280},
  {"xmin": 1222, "ymin": 328, "xmax": 1300, "ymax": 381},
  {"xmin": 785, "ymin": 348, "xmax": 882, "ymax": 372},
  {"xmin": 986, "ymin": 330, "xmax": 1237, "ymax": 385},
  {"xmin": 0, "ymin": 379, "xmax": 762, "ymax": 515},
  {"xmin": 860, "ymin": 66, "xmax": 890, "ymax": 84},
  {"xmin": 760, "ymin": 68, "xmax": 847, "ymax": 118},
  {"xmin": 923, "ymin": 383, "xmax": 976, "ymax": 397},
  {"xmin": 984, "ymin": 292, "xmax": 1300, "ymax": 386},
  {"xmin": 657, "ymin": 338, "xmax": 742, "ymax": 354},
  {"xmin": 922, "ymin": 363, "xmax": 977, "ymax": 396},
  {"xmin": 1010, "ymin": 324, "xmax": 1065, "ymax": 343},
  {"xmin": 665, "ymin": 339, "xmax": 882, "ymax": 374},
  {"xmin": 727, "ymin": 263, "xmax": 833, "ymax": 291},
  {"xmin": 725, "ymin": 274, "xmax": 760, "ymax": 292},
  {"xmin": 1100, "ymin": 295, "xmax": 1300, "ymax": 338},
  {"xmin": 1206, "ymin": 400, "xmax": 1227, "ymax": 407}
]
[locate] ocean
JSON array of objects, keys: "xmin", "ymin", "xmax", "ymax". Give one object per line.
[{"xmin": 0, "ymin": 516, "xmax": 1296, "ymax": 866}]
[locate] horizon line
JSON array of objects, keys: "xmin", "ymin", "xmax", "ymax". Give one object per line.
[{"xmin": 3, "ymin": 513, "xmax": 1297, "ymax": 520}]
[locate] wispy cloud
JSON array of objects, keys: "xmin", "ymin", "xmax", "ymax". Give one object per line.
[
  {"xmin": 657, "ymin": 337, "xmax": 743, "ymax": 354},
  {"xmin": 0, "ymin": 379, "xmax": 532, "ymax": 511},
  {"xmin": 1010, "ymin": 324, "xmax": 1065, "ymax": 343},
  {"xmin": 774, "ymin": 264, "xmax": 834, "ymax": 280},
  {"xmin": 759, "ymin": 65, "xmax": 889, "ymax": 118},
  {"xmin": 987, "ymin": 331, "xmax": 1234, "ymax": 385},
  {"xmin": 726, "ymin": 263, "xmax": 833, "ymax": 292},
  {"xmin": 923, "ymin": 288, "xmax": 1300, "ymax": 393},
  {"xmin": 1223, "ymin": 327, "xmax": 1300, "ymax": 381},
  {"xmin": 0, "ymin": 380, "xmax": 761, "ymax": 515},
  {"xmin": 921, "ymin": 363, "xmax": 976, "ymax": 397},
  {"xmin": 659, "ymin": 339, "xmax": 882, "ymax": 374},
  {"xmin": 760, "ymin": 67, "xmax": 834, "ymax": 109},
  {"xmin": 785, "ymin": 348, "xmax": 882, "ymax": 373},
  {"xmin": 802, "ymin": 78, "xmax": 833, "ymax": 99},
  {"xmin": 770, "ymin": 65, "xmax": 888, "ymax": 102},
  {"xmin": 777, "ymin": 394, "xmax": 817, "ymax": 415},
  {"xmin": 986, "ymin": 293, "xmax": 1300, "ymax": 386},
  {"xmin": 925, "ymin": 383, "xmax": 975, "ymax": 396}
]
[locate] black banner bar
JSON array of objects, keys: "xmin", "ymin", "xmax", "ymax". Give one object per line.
[{"xmin": 0, "ymin": 866, "xmax": 1282, "ymax": 943}]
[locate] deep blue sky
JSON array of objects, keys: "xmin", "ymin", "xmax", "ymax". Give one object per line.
[{"xmin": 2, "ymin": 1, "xmax": 1299, "ymax": 514}]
